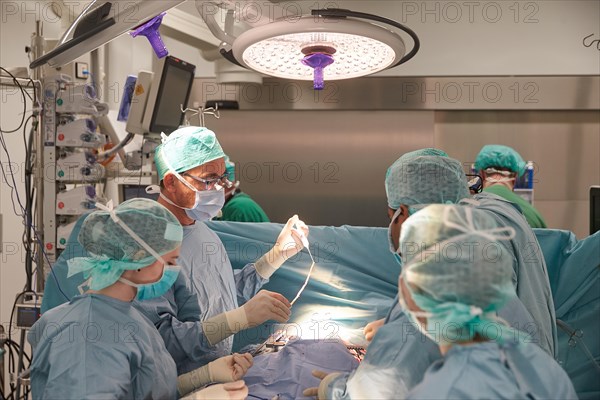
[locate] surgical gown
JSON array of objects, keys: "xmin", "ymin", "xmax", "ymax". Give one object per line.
[
  {"xmin": 28, "ymin": 294, "xmax": 177, "ymax": 399},
  {"xmin": 484, "ymin": 185, "xmax": 547, "ymax": 228},
  {"xmin": 407, "ymin": 340, "xmax": 577, "ymax": 400},
  {"xmin": 324, "ymin": 314, "xmax": 442, "ymax": 399},
  {"xmin": 384, "ymin": 193, "xmax": 556, "ymax": 355},
  {"xmin": 217, "ymin": 192, "xmax": 270, "ymax": 222},
  {"xmin": 324, "ymin": 295, "xmax": 538, "ymax": 399},
  {"xmin": 462, "ymin": 192, "xmax": 556, "ymax": 356},
  {"xmin": 143, "ymin": 221, "xmax": 268, "ymax": 374}
]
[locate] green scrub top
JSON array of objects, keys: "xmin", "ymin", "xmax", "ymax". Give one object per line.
[
  {"xmin": 218, "ymin": 192, "xmax": 270, "ymax": 222},
  {"xmin": 484, "ymin": 185, "xmax": 547, "ymax": 228}
]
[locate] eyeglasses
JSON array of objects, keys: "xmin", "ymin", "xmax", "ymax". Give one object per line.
[
  {"xmin": 466, "ymin": 174, "xmax": 483, "ymax": 194},
  {"xmin": 183, "ymin": 172, "xmax": 232, "ymax": 190}
]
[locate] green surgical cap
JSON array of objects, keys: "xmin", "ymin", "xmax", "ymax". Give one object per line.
[
  {"xmin": 155, "ymin": 126, "xmax": 225, "ymax": 181},
  {"xmin": 68, "ymin": 198, "xmax": 183, "ymax": 290},
  {"xmin": 474, "ymin": 144, "xmax": 526, "ymax": 177},
  {"xmin": 400, "ymin": 204, "xmax": 517, "ymax": 344},
  {"xmin": 224, "ymin": 155, "xmax": 236, "ymax": 182},
  {"xmin": 385, "ymin": 154, "xmax": 469, "ymax": 209}
]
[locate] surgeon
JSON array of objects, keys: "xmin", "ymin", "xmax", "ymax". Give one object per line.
[
  {"xmin": 28, "ymin": 199, "xmax": 251, "ymax": 399},
  {"xmin": 146, "ymin": 126, "xmax": 309, "ymax": 374},
  {"xmin": 475, "ymin": 144, "xmax": 547, "ymax": 228},
  {"xmin": 363, "ymin": 148, "xmax": 466, "ymax": 339},
  {"xmin": 399, "ymin": 205, "xmax": 574, "ymax": 399},
  {"xmin": 366, "ymin": 148, "xmax": 555, "ymax": 355},
  {"xmin": 308, "ymin": 149, "xmax": 555, "ymax": 399},
  {"xmin": 215, "ymin": 154, "xmax": 270, "ymax": 222}
]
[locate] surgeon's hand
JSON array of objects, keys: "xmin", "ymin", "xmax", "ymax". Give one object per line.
[
  {"xmin": 364, "ymin": 318, "xmax": 385, "ymax": 342},
  {"xmin": 186, "ymin": 381, "xmax": 248, "ymax": 400},
  {"xmin": 303, "ymin": 370, "xmax": 330, "ymax": 399},
  {"xmin": 256, "ymin": 215, "xmax": 310, "ymax": 279},
  {"xmin": 243, "ymin": 290, "xmax": 292, "ymax": 327},
  {"xmin": 208, "ymin": 353, "xmax": 254, "ymax": 383},
  {"xmin": 275, "ymin": 214, "xmax": 309, "ymax": 259}
]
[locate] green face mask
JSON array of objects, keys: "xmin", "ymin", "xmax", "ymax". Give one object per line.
[{"xmin": 119, "ymin": 265, "xmax": 180, "ymax": 301}]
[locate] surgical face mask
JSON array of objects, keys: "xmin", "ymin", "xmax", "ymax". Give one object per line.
[
  {"xmin": 119, "ymin": 264, "xmax": 181, "ymax": 301},
  {"xmin": 387, "ymin": 208, "xmax": 403, "ymax": 264},
  {"xmin": 159, "ymin": 156, "xmax": 226, "ymax": 221},
  {"xmin": 177, "ymin": 187, "xmax": 224, "ymax": 222},
  {"xmin": 398, "ymin": 277, "xmax": 434, "ymax": 340},
  {"xmin": 158, "ymin": 173, "xmax": 225, "ymax": 221}
]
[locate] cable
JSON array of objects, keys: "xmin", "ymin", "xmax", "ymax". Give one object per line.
[
  {"xmin": 311, "ymin": 9, "xmax": 421, "ymax": 66},
  {"xmin": 0, "ymin": 67, "xmax": 30, "ymax": 133},
  {"xmin": 556, "ymin": 319, "xmax": 600, "ymax": 372},
  {"xmin": 5, "ymin": 292, "xmax": 34, "ymax": 400},
  {"xmin": 97, "ymin": 131, "xmax": 135, "ymax": 161},
  {"xmin": 136, "ymin": 136, "xmax": 147, "ymax": 198},
  {"xmin": 21, "ymin": 116, "xmax": 35, "ymax": 291}
]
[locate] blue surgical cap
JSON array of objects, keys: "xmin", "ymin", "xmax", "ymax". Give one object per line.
[
  {"xmin": 385, "ymin": 154, "xmax": 470, "ymax": 209},
  {"xmin": 68, "ymin": 198, "xmax": 183, "ymax": 290},
  {"xmin": 400, "ymin": 204, "xmax": 517, "ymax": 345},
  {"xmin": 155, "ymin": 126, "xmax": 225, "ymax": 181},
  {"xmin": 474, "ymin": 144, "xmax": 526, "ymax": 177}
]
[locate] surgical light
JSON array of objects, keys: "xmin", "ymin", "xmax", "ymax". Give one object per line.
[
  {"xmin": 224, "ymin": 9, "xmax": 420, "ymax": 90},
  {"xmin": 30, "ymin": 2, "xmax": 419, "ymax": 90}
]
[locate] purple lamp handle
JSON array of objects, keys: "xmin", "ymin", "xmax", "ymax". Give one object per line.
[
  {"xmin": 301, "ymin": 53, "xmax": 335, "ymax": 90},
  {"xmin": 130, "ymin": 13, "xmax": 168, "ymax": 59}
]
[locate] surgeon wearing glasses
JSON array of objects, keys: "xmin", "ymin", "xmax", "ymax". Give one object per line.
[{"xmin": 145, "ymin": 126, "xmax": 310, "ymax": 375}]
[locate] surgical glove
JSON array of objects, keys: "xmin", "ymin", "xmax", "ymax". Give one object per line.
[
  {"xmin": 177, "ymin": 354, "xmax": 253, "ymax": 396},
  {"xmin": 303, "ymin": 370, "xmax": 341, "ymax": 399},
  {"xmin": 256, "ymin": 215, "xmax": 309, "ymax": 278},
  {"xmin": 364, "ymin": 318, "xmax": 385, "ymax": 342},
  {"xmin": 184, "ymin": 381, "xmax": 248, "ymax": 400},
  {"xmin": 209, "ymin": 353, "xmax": 253, "ymax": 383},
  {"xmin": 242, "ymin": 290, "xmax": 292, "ymax": 327},
  {"xmin": 202, "ymin": 291, "xmax": 291, "ymax": 346}
]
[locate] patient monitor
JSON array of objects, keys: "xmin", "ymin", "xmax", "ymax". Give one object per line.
[{"xmin": 126, "ymin": 55, "xmax": 196, "ymax": 137}]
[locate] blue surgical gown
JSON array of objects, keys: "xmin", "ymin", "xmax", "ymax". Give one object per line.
[
  {"xmin": 324, "ymin": 314, "xmax": 442, "ymax": 399},
  {"xmin": 407, "ymin": 340, "xmax": 577, "ymax": 400},
  {"xmin": 28, "ymin": 294, "xmax": 177, "ymax": 399},
  {"xmin": 163, "ymin": 222, "xmax": 268, "ymax": 374},
  {"xmin": 324, "ymin": 296, "xmax": 539, "ymax": 399},
  {"xmin": 383, "ymin": 194, "xmax": 555, "ymax": 357},
  {"xmin": 463, "ymin": 192, "xmax": 556, "ymax": 356}
]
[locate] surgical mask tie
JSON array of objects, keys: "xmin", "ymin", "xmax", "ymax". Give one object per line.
[
  {"xmin": 387, "ymin": 207, "xmax": 404, "ymax": 261},
  {"xmin": 484, "ymin": 168, "xmax": 516, "ymax": 184},
  {"xmin": 439, "ymin": 206, "xmax": 516, "ymax": 243}
]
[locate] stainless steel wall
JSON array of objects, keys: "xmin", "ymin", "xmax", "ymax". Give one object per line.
[
  {"xmin": 435, "ymin": 111, "xmax": 600, "ymax": 238},
  {"xmin": 208, "ymin": 110, "xmax": 435, "ymax": 227},
  {"xmin": 191, "ymin": 78, "xmax": 600, "ymax": 237}
]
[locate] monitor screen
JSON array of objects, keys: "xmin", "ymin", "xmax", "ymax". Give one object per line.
[
  {"xmin": 120, "ymin": 184, "xmax": 159, "ymax": 203},
  {"xmin": 591, "ymin": 186, "xmax": 600, "ymax": 235},
  {"xmin": 148, "ymin": 56, "xmax": 196, "ymax": 135}
]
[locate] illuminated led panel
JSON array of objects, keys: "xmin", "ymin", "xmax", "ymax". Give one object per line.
[{"xmin": 232, "ymin": 17, "xmax": 406, "ymax": 81}]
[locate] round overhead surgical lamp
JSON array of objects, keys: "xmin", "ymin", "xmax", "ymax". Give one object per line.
[{"xmin": 220, "ymin": 9, "xmax": 420, "ymax": 90}]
